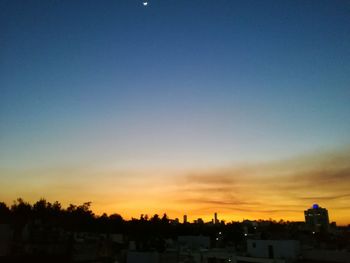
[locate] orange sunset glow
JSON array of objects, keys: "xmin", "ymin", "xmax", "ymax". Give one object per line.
[
  {"xmin": 1, "ymin": 148, "xmax": 350, "ymax": 225},
  {"xmin": 1, "ymin": 1, "xmax": 350, "ymax": 228}
]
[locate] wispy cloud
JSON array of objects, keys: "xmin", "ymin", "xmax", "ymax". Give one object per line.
[
  {"xmin": 169, "ymin": 148, "xmax": 350, "ymax": 224},
  {"xmin": 1, "ymin": 148, "xmax": 350, "ymax": 224}
]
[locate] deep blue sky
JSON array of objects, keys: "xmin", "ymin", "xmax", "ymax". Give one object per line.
[{"xmin": 1, "ymin": 0, "xmax": 350, "ymax": 169}]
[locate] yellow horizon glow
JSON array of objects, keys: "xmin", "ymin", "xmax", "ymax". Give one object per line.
[{"xmin": 1, "ymin": 148, "xmax": 350, "ymax": 226}]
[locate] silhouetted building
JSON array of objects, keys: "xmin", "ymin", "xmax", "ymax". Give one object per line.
[
  {"xmin": 178, "ymin": 236, "xmax": 210, "ymax": 250},
  {"xmin": 214, "ymin": 212, "xmax": 218, "ymax": 224},
  {"xmin": 127, "ymin": 251, "xmax": 161, "ymax": 263},
  {"xmin": 183, "ymin": 215, "xmax": 187, "ymax": 224},
  {"xmin": 247, "ymin": 239, "xmax": 300, "ymax": 261},
  {"xmin": 304, "ymin": 204, "xmax": 329, "ymax": 231}
]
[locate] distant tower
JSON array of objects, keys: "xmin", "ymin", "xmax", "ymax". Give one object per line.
[
  {"xmin": 183, "ymin": 215, "xmax": 187, "ymax": 224},
  {"xmin": 304, "ymin": 204, "xmax": 329, "ymax": 232},
  {"xmin": 214, "ymin": 212, "xmax": 218, "ymax": 224}
]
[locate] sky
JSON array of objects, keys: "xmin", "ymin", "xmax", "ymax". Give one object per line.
[{"xmin": 1, "ymin": 0, "xmax": 350, "ymax": 224}]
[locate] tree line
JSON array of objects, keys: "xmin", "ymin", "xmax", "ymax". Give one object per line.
[{"xmin": 0, "ymin": 198, "xmax": 245, "ymax": 244}]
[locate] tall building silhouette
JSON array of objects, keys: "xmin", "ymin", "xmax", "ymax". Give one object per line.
[
  {"xmin": 304, "ymin": 204, "xmax": 329, "ymax": 232},
  {"xmin": 214, "ymin": 212, "xmax": 219, "ymax": 224}
]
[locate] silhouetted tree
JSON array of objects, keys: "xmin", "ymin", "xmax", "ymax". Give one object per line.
[
  {"xmin": 33, "ymin": 198, "xmax": 49, "ymax": 220},
  {"xmin": 0, "ymin": 202, "xmax": 10, "ymax": 223},
  {"xmin": 11, "ymin": 198, "xmax": 32, "ymax": 224},
  {"xmin": 161, "ymin": 213, "xmax": 169, "ymax": 224},
  {"xmin": 150, "ymin": 214, "xmax": 160, "ymax": 223}
]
